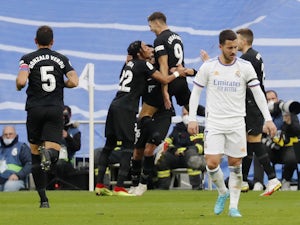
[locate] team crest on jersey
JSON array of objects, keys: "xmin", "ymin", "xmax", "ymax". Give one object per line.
[
  {"xmin": 11, "ymin": 147, "xmax": 18, "ymax": 156},
  {"xmin": 214, "ymin": 71, "xmax": 219, "ymax": 76},
  {"xmin": 235, "ymin": 70, "xmax": 241, "ymax": 77}
]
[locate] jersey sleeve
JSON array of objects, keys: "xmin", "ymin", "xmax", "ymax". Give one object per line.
[
  {"xmin": 154, "ymin": 37, "xmax": 167, "ymax": 58},
  {"xmin": 19, "ymin": 55, "xmax": 30, "ymax": 73},
  {"xmin": 61, "ymin": 55, "xmax": 75, "ymax": 74},
  {"xmin": 144, "ymin": 61, "xmax": 156, "ymax": 77},
  {"xmin": 244, "ymin": 62, "xmax": 260, "ymax": 86},
  {"xmin": 193, "ymin": 62, "xmax": 209, "ymax": 88}
]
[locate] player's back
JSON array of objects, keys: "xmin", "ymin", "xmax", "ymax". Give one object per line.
[
  {"xmin": 241, "ymin": 48, "xmax": 264, "ymax": 84},
  {"xmin": 22, "ymin": 48, "xmax": 73, "ymax": 110},
  {"xmin": 111, "ymin": 59, "xmax": 156, "ymax": 112},
  {"xmin": 154, "ymin": 29, "xmax": 190, "ymax": 104},
  {"xmin": 154, "ymin": 29, "xmax": 185, "ymax": 69},
  {"xmin": 241, "ymin": 47, "xmax": 266, "ymax": 100}
]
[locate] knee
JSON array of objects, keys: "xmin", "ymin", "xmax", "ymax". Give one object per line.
[
  {"xmin": 140, "ymin": 116, "xmax": 152, "ymax": 128},
  {"xmin": 3, "ymin": 180, "xmax": 25, "ymax": 192},
  {"xmin": 206, "ymin": 160, "xmax": 219, "ymax": 170},
  {"xmin": 229, "ymin": 165, "xmax": 242, "ymax": 174},
  {"xmin": 148, "ymin": 132, "xmax": 162, "ymax": 146},
  {"xmin": 205, "ymin": 155, "xmax": 223, "ymax": 170}
]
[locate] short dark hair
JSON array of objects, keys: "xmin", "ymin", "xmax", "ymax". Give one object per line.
[
  {"xmin": 64, "ymin": 105, "xmax": 72, "ymax": 116},
  {"xmin": 236, "ymin": 28, "xmax": 254, "ymax": 45},
  {"xmin": 266, "ymin": 90, "xmax": 278, "ymax": 97},
  {"xmin": 219, "ymin": 29, "xmax": 237, "ymax": 45},
  {"xmin": 146, "ymin": 44, "xmax": 153, "ymax": 48},
  {"xmin": 127, "ymin": 40, "xmax": 142, "ymax": 58},
  {"xmin": 36, "ymin": 25, "xmax": 53, "ymax": 45},
  {"xmin": 148, "ymin": 12, "xmax": 167, "ymax": 23}
]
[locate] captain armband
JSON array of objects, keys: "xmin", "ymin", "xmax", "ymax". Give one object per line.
[
  {"xmin": 247, "ymin": 78, "xmax": 260, "ymax": 86},
  {"xmin": 19, "ymin": 63, "xmax": 29, "ymax": 72},
  {"xmin": 192, "ymin": 69, "xmax": 197, "ymax": 76}
]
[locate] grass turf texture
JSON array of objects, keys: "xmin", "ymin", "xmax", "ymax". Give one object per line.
[{"xmin": 1, "ymin": 190, "xmax": 299, "ymax": 225}]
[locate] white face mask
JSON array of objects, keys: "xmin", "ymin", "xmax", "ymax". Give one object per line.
[
  {"xmin": 182, "ymin": 115, "xmax": 189, "ymax": 126},
  {"xmin": 267, "ymin": 101, "xmax": 275, "ymax": 113},
  {"xmin": 3, "ymin": 138, "xmax": 14, "ymax": 146}
]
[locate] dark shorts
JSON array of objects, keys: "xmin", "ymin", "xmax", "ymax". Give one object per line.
[
  {"xmin": 144, "ymin": 78, "xmax": 191, "ymax": 108},
  {"xmin": 105, "ymin": 104, "xmax": 136, "ymax": 149},
  {"xmin": 168, "ymin": 78, "xmax": 191, "ymax": 106},
  {"xmin": 135, "ymin": 109, "xmax": 172, "ymax": 148},
  {"xmin": 143, "ymin": 84, "xmax": 164, "ymax": 108},
  {"xmin": 245, "ymin": 98, "xmax": 264, "ymax": 135},
  {"xmin": 26, "ymin": 106, "xmax": 64, "ymax": 145}
]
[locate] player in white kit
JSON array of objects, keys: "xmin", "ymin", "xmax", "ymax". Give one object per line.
[{"xmin": 188, "ymin": 29, "xmax": 277, "ymax": 217}]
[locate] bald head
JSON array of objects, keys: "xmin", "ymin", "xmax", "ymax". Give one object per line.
[{"xmin": 2, "ymin": 126, "xmax": 17, "ymax": 139}]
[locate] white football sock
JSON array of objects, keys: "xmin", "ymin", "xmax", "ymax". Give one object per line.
[
  {"xmin": 228, "ymin": 165, "xmax": 242, "ymax": 209},
  {"xmin": 206, "ymin": 165, "xmax": 228, "ymax": 195}
]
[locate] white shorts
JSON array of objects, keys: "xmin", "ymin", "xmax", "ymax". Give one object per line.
[{"xmin": 204, "ymin": 126, "xmax": 247, "ymax": 158}]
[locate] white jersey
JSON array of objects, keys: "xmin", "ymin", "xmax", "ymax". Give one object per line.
[{"xmin": 193, "ymin": 56, "xmax": 259, "ymax": 130}]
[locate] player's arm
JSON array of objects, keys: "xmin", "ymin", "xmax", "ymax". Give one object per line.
[
  {"xmin": 158, "ymin": 55, "xmax": 171, "ymax": 109},
  {"xmin": 200, "ymin": 49, "xmax": 210, "ymax": 62},
  {"xmin": 151, "ymin": 67, "xmax": 185, "ymax": 84},
  {"xmin": 16, "ymin": 67, "xmax": 29, "ymax": 91},
  {"xmin": 181, "ymin": 49, "xmax": 209, "ymax": 78},
  {"xmin": 249, "ymin": 81, "xmax": 277, "ymax": 137},
  {"xmin": 188, "ymin": 83, "xmax": 203, "ymax": 135},
  {"xmin": 184, "ymin": 68, "xmax": 197, "ymax": 76},
  {"xmin": 65, "ymin": 70, "xmax": 79, "ymax": 88},
  {"xmin": 170, "ymin": 66, "xmax": 196, "ymax": 77}
]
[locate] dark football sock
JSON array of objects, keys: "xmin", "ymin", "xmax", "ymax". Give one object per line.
[
  {"xmin": 131, "ymin": 159, "xmax": 142, "ymax": 186},
  {"xmin": 141, "ymin": 156, "xmax": 154, "ymax": 184},
  {"xmin": 116, "ymin": 150, "xmax": 132, "ymax": 187},
  {"xmin": 96, "ymin": 147, "xmax": 111, "ymax": 184},
  {"xmin": 254, "ymin": 143, "xmax": 276, "ymax": 180},
  {"xmin": 242, "ymin": 143, "xmax": 254, "ymax": 181},
  {"xmin": 31, "ymin": 154, "xmax": 48, "ymax": 202}
]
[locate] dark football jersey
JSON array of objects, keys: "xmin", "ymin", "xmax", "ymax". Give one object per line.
[
  {"xmin": 242, "ymin": 47, "xmax": 265, "ymax": 131},
  {"xmin": 111, "ymin": 59, "xmax": 156, "ymax": 112},
  {"xmin": 19, "ymin": 48, "xmax": 74, "ymax": 110},
  {"xmin": 241, "ymin": 47, "xmax": 265, "ymax": 93},
  {"xmin": 154, "ymin": 29, "xmax": 185, "ymax": 70}
]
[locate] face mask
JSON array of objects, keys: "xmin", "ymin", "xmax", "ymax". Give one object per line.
[
  {"xmin": 267, "ymin": 101, "xmax": 275, "ymax": 113},
  {"xmin": 3, "ymin": 138, "xmax": 14, "ymax": 146},
  {"xmin": 182, "ymin": 115, "xmax": 189, "ymax": 126}
]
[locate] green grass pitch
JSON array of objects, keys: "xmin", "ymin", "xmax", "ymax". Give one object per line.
[{"xmin": 1, "ymin": 190, "xmax": 299, "ymax": 225}]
